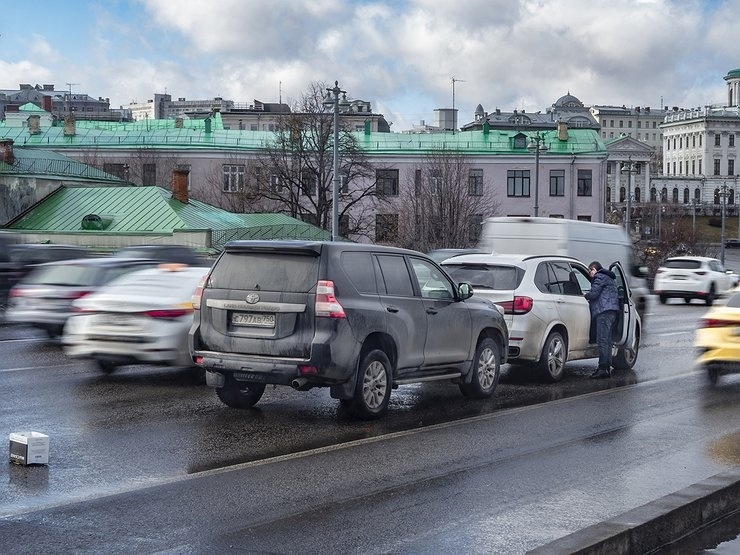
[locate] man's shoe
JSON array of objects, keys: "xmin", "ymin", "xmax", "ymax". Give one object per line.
[{"xmin": 589, "ymin": 367, "xmax": 611, "ymax": 379}]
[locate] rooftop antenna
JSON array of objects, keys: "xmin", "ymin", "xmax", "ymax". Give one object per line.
[
  {"xmin": 66, "ymin": 82, "xmax": 79, "ymax": 115},
  {"xmin": 452, "ymin": 77, "xmax": 465, "ymax": 133},
  {"xmin": 279, "ymin": 80, "xmax": 282, "ymax": 105}
]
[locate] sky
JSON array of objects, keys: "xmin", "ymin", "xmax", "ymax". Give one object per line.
[{"xmin": 1, "ymin": 0, "xmax": 739, "ymax": 131}]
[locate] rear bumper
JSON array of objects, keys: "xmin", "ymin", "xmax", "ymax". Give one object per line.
[{"xmin": 193, "ymin": 342, "xmax": 357, "ymax": 387}]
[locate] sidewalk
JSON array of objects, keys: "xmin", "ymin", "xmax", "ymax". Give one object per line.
[{"xmin": 528, "ymin": 468, "xmax": 740, "ymax": 554}]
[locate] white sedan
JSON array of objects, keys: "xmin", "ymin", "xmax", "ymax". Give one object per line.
[
  {"xmin": 62, "ymin": 264, "xmax": 208, "ymax": 375},
  {"xmin": 653, "ymin": 256, "xmax": 735, "ymax": 306}
]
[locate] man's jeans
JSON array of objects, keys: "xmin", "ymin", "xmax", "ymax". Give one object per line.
[{"xmin": 596, "ymin": 310, "xmax": 618, "ymax": 369}]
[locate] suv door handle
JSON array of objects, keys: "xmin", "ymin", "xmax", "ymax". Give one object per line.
[
  {"xmin": 426, "ymin": 308, "xmax": 438, "ymax": 315},
  {"xmin": 386, "ymin": 306, "xmax": 399, "ymax": 313}
]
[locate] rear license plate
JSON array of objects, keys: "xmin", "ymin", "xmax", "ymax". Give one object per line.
[{"xmin": 231, "ymin": 312, "xmax": 275, "ymax": 328}]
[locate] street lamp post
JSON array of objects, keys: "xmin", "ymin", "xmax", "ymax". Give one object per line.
[
  {"xmin": 324, "ymin": 81, "xmax": 345, "ymax": 242},
  {"xmin": 620, "ymin": 157, "xmax": 637, "ymax": 236},
  {"xmin": 527, "ymin": 132, "xmax": 548, "ymax": 217},
  {"xmin": 720, "ymin": 182, "xmax": 729, "ymax": 266}
]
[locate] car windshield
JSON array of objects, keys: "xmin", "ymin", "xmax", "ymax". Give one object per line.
[
  {"xmin": 663, "ymin": 259, "xmax": 702, "ymax": 269},
  {"xmin": 443, "ymin": 264, "xmax": 522, "ymax": 290}
]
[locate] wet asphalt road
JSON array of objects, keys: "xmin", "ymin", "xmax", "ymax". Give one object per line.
[{"xmin": 0, "ymin": 294, "xmax": 739, "ymax": 553}]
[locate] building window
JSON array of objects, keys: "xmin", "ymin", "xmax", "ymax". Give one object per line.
[
  {"xmin": 672, "ymin": 188, "xmax": 679, "ymax": 203},
  {"xmin": 714, "ymin": 159, "xmax": 721, "ymax": 176},
  {"xmin": 637, "ymin": 121, "xmax": 642, "ymax": 129},
  {"xmin": 619, "ymin": 120, "xmax": 623, "ymax": 127},
  {"xmin": 376, "ymin": 169, "xmax": 399, "ymax": 196},
  {"xmin": 650, "ymin": 188, "xmax": 657, "ymax": 202},
  {"xmin": 468, "ymin": 169, "xmax": 484, "ymax": 196},
  {"xmin": 729, "ymin": 159, "xmax": 735, "ymax": 176},
  {"xmin": 339, "ymin": 214, "xmax": 350, "ymax": 237},
  {"xmin": 549, "ymin": 170, "xmax": 565, "ymax": 196},
  {"xmin": 302, "ymin": 170, "xmax": 317, "ymax": 196},
  {"xmin": 103, "ymin": 163, "xmax": 128, "ymax": 180},
  {"xmin": 507, "ymin": 170, "xmax": 530, "ymax": 197},
  {"xmin": 143, "ymin": 163, "xmax": 156, "ymax": 186},
  {"xmin": 628, "ymin": 121, "xmax": 632, "ymax": 128},
  {"xmin": 429, "ymin": 170, "xmax": 442, "ymax": 195},
  {"xmin": 692, "ymin": 160, "xmax": 696, "ymax": 175},
  {"xmin": 222, "ymin": 164, "xmax": 245, "ymax": 192},
  {"xmin": 468, "ymin": 214, "xmax": 483, "ymax": 243},
  {"xmin": 679, "ymin": 161, "xmax": 683, "ymax": 174},
  {"xmin": 695, "ymin": 188, "xmax": 701, "ymax": 201},
  {"xmin": 634, "ymin": 187, "xmax": 641, "ymax": 202},
  {"xmin": 680, "ymin": 137, "xmax": 683, "ymax": 149},
  {"xmin": 693, "ymin": 135, "xmax": 696, "ymax": 148},
  {"xmin": 731, "ymin": 134, "xmax": 736, "ymax": 147},
  {"xmin": 606, "ymin": 187, "xmax": 611, "ymax": 202},
  {"xmin": 271, "ymin": 172, "xmax": 283, "ymax": 192},
  {"xmin": 673, "ymin": 161, "xmax": 676, "ymax": 174},
  {"xmin": 340, "ymin": 171, "xmax": 349, "ymax": 194},
  {"xmin": 375, "ymin": 213, "xmax": 399, "ymax": 243},
  {"xmin": 699, "ymin": 159, "xmax": 702, "ymax": 174},
  {"xmin": 715, "ymin": 134, "xmax": 721, "ymax": 147},
  {"xmin": 619, "ymin": 186, "xmax": 626, "ymax": 202},
  {"xmin": 610, "ymin": 120, "xmax": 614, "ymax": 127},
  {"xmin": 699, "ymin": 135, "xmax": 702, "ymax": 147},
  {"xmin": 606, "ymin": 163, "xmax": 612, "ymax": 174},
  {"xmin": 577, "ymin": 169, "xmax": 592, "ymax": 196}
]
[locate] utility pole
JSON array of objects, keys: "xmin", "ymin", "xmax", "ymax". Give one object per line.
[
  {"xmin": 451, "ymin": 77, "xmax": 465, "ymax": 133},
  {"xmin": 65, "ymin": 83, "xmax": 79, "ymax": 116}
]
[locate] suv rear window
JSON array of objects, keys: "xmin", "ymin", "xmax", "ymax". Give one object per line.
[
  {"xmin": 663, "ymin": 259, "xmax": 702, "ymax": 269},
  {"xmin": 210, "ymin": 252, "xmax": 319, "ymax": 292},
  {"xmin": 443, "ymin": 263, "xmax": 523, "ymax": 290}
]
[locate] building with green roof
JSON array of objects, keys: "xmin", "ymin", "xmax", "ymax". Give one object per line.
[
  {"xmin": 0, "ymin": 104, "xmax": 611, "ymax": 243},
  {"xmin": 4, "ymin": 184, "xmax": 329, "ymax": 251},
  {"xmin": 0, "ymin": 139, "xmax": 127, "ymax": 225}
]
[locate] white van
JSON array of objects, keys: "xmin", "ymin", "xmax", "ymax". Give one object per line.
[{"xmin": 478, "ymin": 217, "xmax": 650, "ymax": 319}]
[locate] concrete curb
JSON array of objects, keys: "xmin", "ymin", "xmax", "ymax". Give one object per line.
[{"xmin": 528, "ymin": 468, "xmax": 740, "ymax": 555}]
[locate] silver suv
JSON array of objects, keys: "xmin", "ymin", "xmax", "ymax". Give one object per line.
[{"xmin": 188, "ymin": 241, "xmax": 509, "ymax": 419}]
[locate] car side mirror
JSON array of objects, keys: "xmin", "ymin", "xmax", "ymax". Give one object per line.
[{"xmin": 458, "ymin": 282, "xmax": 474, "ymax": 300}]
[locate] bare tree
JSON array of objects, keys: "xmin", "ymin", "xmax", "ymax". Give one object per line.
[
  {"xmin": 256, "ymin": 81, "xmax": 380, "ymax": 237},
  {"xmin": 395, "ymin": 148, "xmax": 500, "ymax": 251}
]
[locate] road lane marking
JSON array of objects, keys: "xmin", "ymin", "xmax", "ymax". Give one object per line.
[{"xmin": 0, "ymin": 362, "xmax": 79, "ymax": 373}]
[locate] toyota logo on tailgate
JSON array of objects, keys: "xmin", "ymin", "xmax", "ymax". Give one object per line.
[{"xmin": 245, "ymin": 293, "xmax": 260, "ymax": 304}]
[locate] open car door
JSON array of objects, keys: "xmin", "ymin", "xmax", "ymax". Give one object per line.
[{"xmin": 610, "ymin": 261, "xmax": 640, "ymax": 369}]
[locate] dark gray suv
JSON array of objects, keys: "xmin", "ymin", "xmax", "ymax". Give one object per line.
[{"xmin": 188, "ymin": 241, "xmax": 508, "ymax": 419}]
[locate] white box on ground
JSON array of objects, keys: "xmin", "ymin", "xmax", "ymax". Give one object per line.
[{"xmin": 9, "ymin": 432, "xmax": 50, "ymax": 465}]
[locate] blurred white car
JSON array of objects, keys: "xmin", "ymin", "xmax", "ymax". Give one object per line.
[
  {"xmin": 653, "ymin": 256, "xmax": 734, "ymax": 306},
  {"xmin": 62, "ymin": 264, "xmax": 208, "ymax": 375}
]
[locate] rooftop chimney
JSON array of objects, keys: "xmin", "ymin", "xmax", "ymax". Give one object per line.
[
  {"xmin": 557, "ymin": 119, "xmax": 569, "ymax": 141},
  {"xmin": 172, "ymin": 168, "xmax": 190, "ymax": 204},
  {"xmin": 0, "ymin": 139, "xmax": 14, "ymax": 165},
  {"xmin": 63, "ymin": 115, "xmax": 76, "ymax": 137},
  {"xmin": 28, "ymin": 115, "xmax": 41, "ymax": 135}
]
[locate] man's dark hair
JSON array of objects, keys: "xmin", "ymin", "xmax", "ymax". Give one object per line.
[{"xmin": 589, "ymin": 261, "xmax": 603, "ymax": 271}]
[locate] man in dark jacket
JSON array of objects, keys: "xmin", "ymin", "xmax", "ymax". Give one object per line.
[{"xmin": 585, "ymin": 261, "xmax": 620, "ymax": 378}]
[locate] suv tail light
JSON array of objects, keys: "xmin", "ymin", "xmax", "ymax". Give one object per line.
[
  {"xmin": 496, "ymin": 296, "xmax": 534, "ymax": 315},
  {"xmin": 192, "ymin": 274, "xmax": 209, "ymax": 309},
  {"xmin": 143, "ymin": 308, "xmax": 193, "ymax": 319},
  {"xmin": 315, "ymin": 280, "xmax": 346, "ymax": 318}
]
